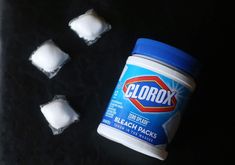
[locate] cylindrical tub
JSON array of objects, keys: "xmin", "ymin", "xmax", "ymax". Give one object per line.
[{"xmin": 97, "ymin": 38, "xmax": 199, "ymax": 160}]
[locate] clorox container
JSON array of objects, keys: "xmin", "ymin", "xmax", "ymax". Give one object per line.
[{"xmin": 97, "ymin": 38, "xmax": 199, "ymax": 160}]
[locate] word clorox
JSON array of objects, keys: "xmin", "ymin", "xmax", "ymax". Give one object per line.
[
  {"xmin": 123, "ymin": 76, "xmax": 177, "ymax": 112},
  {"xmin": 97, "ymin": 38, "xmax": 199, "ymax": 160}
]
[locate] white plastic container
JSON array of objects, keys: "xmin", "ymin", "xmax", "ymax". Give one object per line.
[{"xmin": 97, "ymin": 38, "xmax": 199, "ymax": 160}]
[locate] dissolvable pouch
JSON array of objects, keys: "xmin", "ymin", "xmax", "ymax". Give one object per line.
[
  {"xmin": 29, "ymin": 40, "xmax": 70, "ymax": 78},
  {"xmin": 40, "ymin": 95, "xmax": 79, "ymax": 135},
  {"xmin": 69, "ymin": 9, "xmax": 111, "ymax": 45}
]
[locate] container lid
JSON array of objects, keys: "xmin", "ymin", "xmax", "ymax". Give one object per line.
[{"xmin": 132, "ymin": 38, "xmax": 200, "ymax": 78}]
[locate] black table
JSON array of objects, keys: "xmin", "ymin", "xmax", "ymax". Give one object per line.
[{"xmin": 0, "ymin": 0, "xmax": 230, "ymax": 164}]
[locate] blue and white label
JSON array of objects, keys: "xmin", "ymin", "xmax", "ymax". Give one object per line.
[{"xmin": 101, "ymin": 64, "xmax": 191, "ymax": 145}]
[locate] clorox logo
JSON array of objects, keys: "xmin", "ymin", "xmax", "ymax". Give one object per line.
[{"xmin": 123, "ymin": 76, "xmax": 177, "ymax": 112}]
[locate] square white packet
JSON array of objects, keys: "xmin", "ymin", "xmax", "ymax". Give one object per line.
[
  {"xmin": 40, "ymin": 95, "xmax": 79, "ymax": 135},
  {"xmin": 29, "ymin": 40, "xmax": 70, "ymax": 78},
  {"xmin": 69, "ymin": 9, "xmax": 111, "ymax": 45}
]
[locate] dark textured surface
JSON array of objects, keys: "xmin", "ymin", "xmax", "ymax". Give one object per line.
[{"xmin": 0, "ymin": 0, "xmax": 231, "ymax": 164}]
